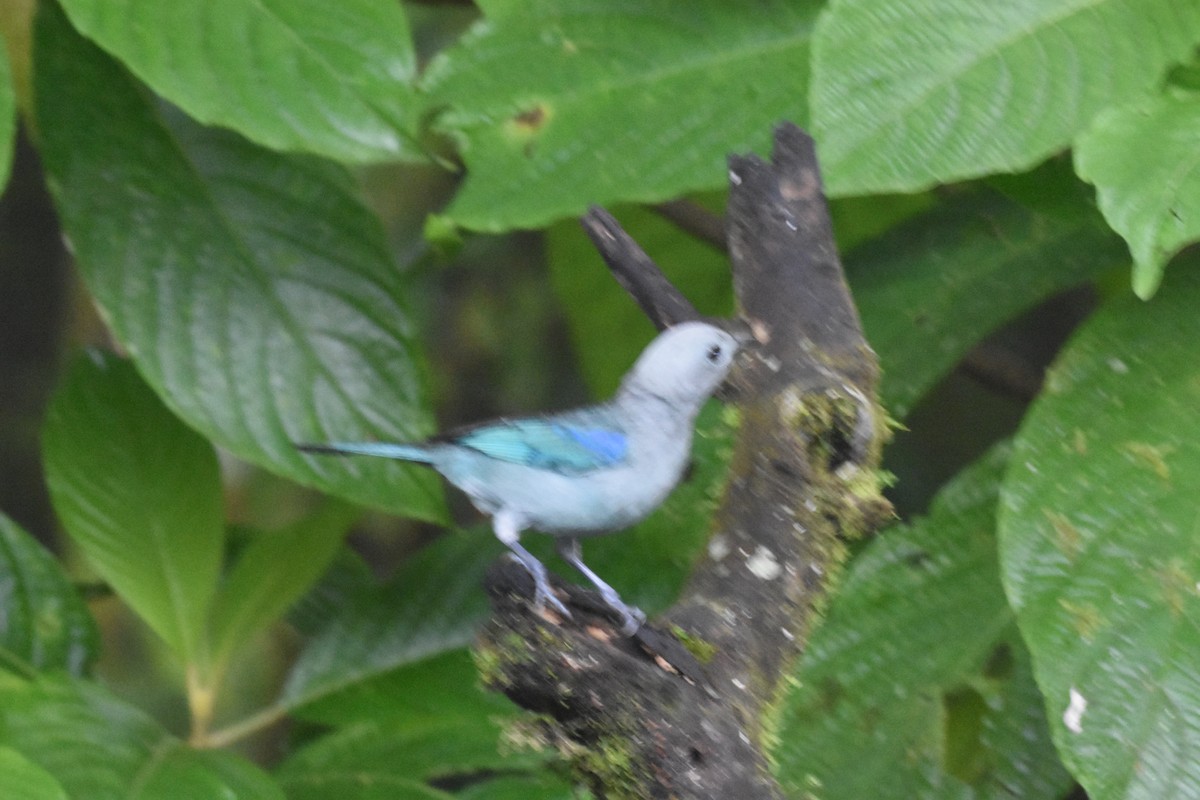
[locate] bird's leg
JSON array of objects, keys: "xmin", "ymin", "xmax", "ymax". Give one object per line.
[
  {"xmin": 493, "ymin": 511, "xmax": 571, "ymax": 620},
  {"xmin": 556, "ymin": 537, "xmax": 646, "ymax": 635}
]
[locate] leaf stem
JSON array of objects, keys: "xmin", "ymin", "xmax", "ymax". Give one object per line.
[
  {"xmin": 196, "ymin": 703, "xmax": 289, "ymax": 749},
  {"xmin": 185, "ymin": 664, "xmax": 217, "ymax": 744}
]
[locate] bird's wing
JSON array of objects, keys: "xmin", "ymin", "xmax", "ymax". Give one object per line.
[{"xmin": 448, "ymin": 417, "xmax": 628, "ymax": 473}]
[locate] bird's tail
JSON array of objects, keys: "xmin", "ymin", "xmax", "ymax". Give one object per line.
[{"xmin": 296, "ymin": 441, "xmax": 435, "ymax": 464}]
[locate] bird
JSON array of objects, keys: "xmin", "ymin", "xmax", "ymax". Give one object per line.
[{"xmin": 298, "ymin": 321, "xmax": 741, "ymax": 635}]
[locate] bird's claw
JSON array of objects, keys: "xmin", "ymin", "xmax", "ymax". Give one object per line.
[
  {"xmin": 589, "ymin": 582, "xmax": 644, "ymax": 636},
  {"xmin": 533, "ymin": 585, "xmax": 573, "ymax": 621},
  {"xmin": 533, "ymin": 581, "xmax": 645, "ymax": 636},
  {"xmin": 615, "ymin": 604, "xmax": 646, "ymax": 636}
]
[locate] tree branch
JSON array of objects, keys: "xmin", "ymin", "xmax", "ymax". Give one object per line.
[
  {"xmin": 580, "ymin": 206, "xmax": 701, "ymax": 329},
  {"xmin": 478, "ymin": 123, "xmax": 892, "ymax": 799}
]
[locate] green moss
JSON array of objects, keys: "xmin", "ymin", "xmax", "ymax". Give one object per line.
[
  {"xmin": 473, "ymin": 631, "xmax": 533, "ymax": 689},
  {"xmin": 574, "ymin": 733, "xmax": 643, "ymax": 800},
  {"xmin": 670, "ymin": 625, "xmax": 718, "ymax": 664},
  {"xmin": 500, "ymin": 715, "xmax": 559, "ymax": 758},
  {"xmin": 757, "ymin": 675, "xmax": 795, "ymax": 772},
  {"xmin": 844, "ymin": 465, "xmax": 890, "ymax": 499},
  {"xmin": 472, "ymin": 642, "xmax": 505, "ymax": 689}
]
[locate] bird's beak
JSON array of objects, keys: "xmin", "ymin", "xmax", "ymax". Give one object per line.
[{"xmin": 728, "ymin": 320, "xmax": 760, "ymax": 349}]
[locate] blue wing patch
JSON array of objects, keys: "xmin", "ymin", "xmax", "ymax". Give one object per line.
[
  {"xmin": 452, "ymin": 419, "xmax": 628, "ymax": 473},
  {"xmin": 560, "ymin": 426, "xmax": 627, "ymax": 463}
]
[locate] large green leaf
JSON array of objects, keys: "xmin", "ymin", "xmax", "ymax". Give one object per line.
[
  {"xmin": 0, "ymin": 513, "xmax": 98, "ymax": 676},
  {"xmin": 455, "ymin": 775, "xmax": 581, "ymax": 800},
  {"xmin": 132, "ymin": 749, "xmax": 285, "ymax": 800},
  {"xmin": 280, "ymin": 531, "xmax": 502, "ymax": 713},
  {"xmin": 282, "ymin": 639, "xmax": 569, "ymax": 800},
  {"xmin": 292, "ymin": 649, "xmax": 516, "ymax": 728},
  {"xmin": 999, "ymin": 257, "xmax": 1200, "ymax": 799},
  {"xmin": 1075, "ymin": 90, "xmax": 1200, "ymax": 298},
  {"xmin": 278, "ymin": 717, "xmax": 543, "ymax": 799},
  {"xmin": 0, "ymin": 34, "xmax": 15, "ymax": 195},
  {"xmin": 283, "ymin": 650, "xmax": 554, "ymax": 798},
  {"xmin": 848, "ymin": 183, "xmax": 1127, "ymax": 417},
  {"xmin": 812, "ymin": 0, "xmax": 1200, "ymax": 195},
  {"xmin": 0, "ymin": 674, "xmax": 283, "ymax": 800},
  {"xmin": 425, "ymin": 0, "xmax": 820, "ymax": 231},
  {"xmin": 57, "ymin": 0, "xmax": 423, "ymax": 163},
  {"xmin": 278, "ymin": 652, "xmax": 566, "ymax": 800},
  {"xmin": 42, "ymin": 353, "xmax": 222, "ymax": 664},
  {"xmin": 774, "ymin": 446, "xmax": 1071, "ymax": 799},
  {"xmin": 286, "ymin": 547, "xmax": 378, "ymax": 638},
  {"xmin": 34, "ymin": 3, "xmax": 443, "ymax": 522},
  {"xmin": 281, "ymin": 782, "xmax": 451, "ymax": 800},
  {"xmin": 0, "ymin": 746, "xmax": 69, "ymax": 800},
  {"xmin": 209, "ymin": 502, "xmax": 359, "ymax": 671}
]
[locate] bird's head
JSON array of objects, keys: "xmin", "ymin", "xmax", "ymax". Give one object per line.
[{"xmin": 619, "ymin": 321, "xmax": 741, "ymax": 408}]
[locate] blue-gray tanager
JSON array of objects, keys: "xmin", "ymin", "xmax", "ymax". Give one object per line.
[{"xmin": 299, "ymin": 321, "xmax": 740, "ymax": 634}]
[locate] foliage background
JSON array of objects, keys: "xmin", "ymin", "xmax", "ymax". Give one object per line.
[{"xmin": 0, "ymin": 1, "xmax": 1197, "ymax": 798}]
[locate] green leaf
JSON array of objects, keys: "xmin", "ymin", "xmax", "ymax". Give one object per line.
[
  {"xmin": 287, "ymin": 651, "xmax": 548, "ymax": 796},
  {"xmin": 0, "ymin": 674, "xmax": 283, "ymax": 800},
  {"xmin": 292, "ymin": 649, "xmax": 517, "ymax": 728},
  {"xmin": 999, "ymin": 256, "xmax": 1200, "ymax": 799},
  {"xmin": 0, "ymin": 513, "xmax": 98, "ymax": 676},
  {"xmin": 0, "ymin": 34, "xmax": 16, "ymax": 195},
  {"xmin": 281, "ymin": 779, "xmax": 452, "ymax": 800},
  {"xmin": 828, "ymin": 191, "xmax": 940, "ymax": 255},
  {"xmin": 456, "ymin": 774, "xmax": 582, "ymax": 800},
  {"xmin": 209, "ymin": 502, "xmax": 359, "ymax": 671},
  {"xmin": 1075, "ymin": 91, "xmax": 1200, "ymax": 298},
  {"xmin": 774, "ymin": 446, "xmax": 1072, "ymax": 799},
  {"xmin": 34, "ymin": 3, "xmax": 444, "ymax": 523},
  {"xmin": 42, "ymin": 352, "xmax": 222, "ymax": 664},
  {"xmin": 132, "ymin": 749, "xmax": 284, "ymax": 800},
  {"xmin": 812, "ymin": 0, "xmax": 1200, "ymax": 195},
  {"xmin": 848, "ymin": 183, "xmax": 1127, "ymax": 417},
  {"xmin": 57, "ymin": 0, "xmax": 423, "ymax": 163},
  {"xmin": 285, "ymin": 748, "xmax": 571, "ymax": 800},
  {"xmin": 0, "ymin": 746, "xmax": 69, "ymax": 800},
  {"xmin": 278, "ymin": 717, "xmax": 543, "ymax": 799},
  {"xmin": 286, "ymin": 547, "xmax": 378, "ymax": 637},
  {"xmin": 280, "ymin": 531, "xmax": 502, "ymax": 713},
  {"xmin": 425, "ymin": 0, "xmax": 820, "ymax": 231}
]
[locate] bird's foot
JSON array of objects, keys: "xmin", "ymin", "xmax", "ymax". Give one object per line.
[
  {"xmin": 562, "ymin": 554, "xmax": 645, "ymax": 635},
  {"xmin": 587, "ymin": 582, "xmax": 644, "ymax": 635},
  {"xmin": 532, "ymin": 582, "xmax": 573, "ymax": 621},
  {"xmin": 611, "ymin": 601, "xmax": 646, "ymax": 637},
  {"xmin": 502, "ymin": 548, "xmax": 572, "ymax": 622}
]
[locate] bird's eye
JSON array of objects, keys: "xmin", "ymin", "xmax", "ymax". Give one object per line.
[{"xmin": 706, "ymin": 344, "xmax": 722, "ymax": 363}]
